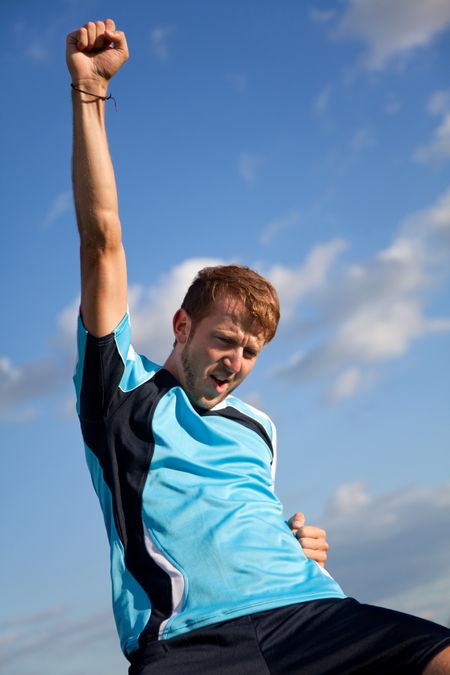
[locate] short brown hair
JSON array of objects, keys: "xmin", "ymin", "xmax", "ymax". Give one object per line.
[{"xmin": 181, "ymin": 265, "xmax": 280, "ymax": 343}]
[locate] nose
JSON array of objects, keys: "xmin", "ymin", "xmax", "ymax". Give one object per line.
[{"xmin": 222, "ymin": 348, "xmax": 243, "ymax": 374}]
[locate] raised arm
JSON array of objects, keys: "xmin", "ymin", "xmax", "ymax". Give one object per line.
[{"xmin": 66, "ymin": 19, "xmax": 129, "ymax": 337}]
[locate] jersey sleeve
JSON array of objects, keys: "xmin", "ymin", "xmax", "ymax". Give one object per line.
[
  {"xmin": 73, "ymin": 312, "xmax": 161, "ymax": 422},
  {"xmin": 73, "ymin": 312, "xmax": 131, "ymax": 421}
]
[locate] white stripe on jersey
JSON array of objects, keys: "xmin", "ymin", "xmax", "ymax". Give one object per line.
[{"xmin": 143, "ymin": 523, "xmax": 186, "ymax": 638}]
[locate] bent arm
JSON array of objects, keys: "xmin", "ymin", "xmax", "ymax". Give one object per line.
[{"xmin": 68, "ymin": 20, "xmax": 129, "ymax": 337}]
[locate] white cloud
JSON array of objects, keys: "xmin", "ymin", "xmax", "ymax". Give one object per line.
[
  {"xmin": 267, "ymin": 239, "xmax": 348, "ymax": 313},
  {"xmin": 325, "ymin": 367, "xmax": 372, "ymax": 404},
  {"xmin": 1, "ymin": 607, "xmax": 65, "ymax": 629},
  {"xmin": 0, "ymin": 355, "xmax": 62, "ymax": 420},
  {"xmin": 334, "ymin": 0, "xmax": 450, "ymax": 70},
  {"xmin": 43, "ymin": 190, "xmax": 71, "ymax": 228},
  {"xmin": 27, "ymin": 40, "xmax": 48, "ymax": 62},
  {"xmin": 310, "ymin": 9, "xmax": 337, "ymax": 24},
  {"xmin": 260, "ymin": 209, "xmax": 301, "ymax": 246},
  {"xmin": 427, "ymin": 89, "xmax": 450, "ymax": 117},
  {"xmin": 314, "ymin": 84, "xmax": 333, "ymax": 115},
  {"xmin": 323, "ymin": 481, "xmax": 450, "ymax": 625},
  {"xmin": 418, "ymin": 118, "xmax": 450, "ymax": 164},
  {"xmin": 57, "ymin": 295, "xmax": 80, "ymax": 346},
  {"xmin": 0, "ymin": 607, "xmax": 115, "ymax": 668},
  {"xmin": 275, "ymin": 187, "xmax": 450, "ymax": 397},
  {"xmin": 150, "ymin": 25, "xmax": 176, "ymax": 62},
  {"xmin": 333, "ymin": 300, "xmax": 441, "ymax": 361},
  {"xmin": 238, "ymin": 152, "xmax": 264, "ymax": 185},
  {"xmin": 0, "ymin": 258, "xmax": 223, "ymax": 420},
  {"xmin": 3, "ymin": 184, "xmax": 450, "ymax": 417},
  {"xmin": 350, "ymin": 127, "xmax": 376, "ymax": 152},
  {"xmin": 401, "ymin": 185, "xmax": 450, "ymax": 246},
  {"xmin": 126, "ymin": 257, "xmax": 223, "ymax": 362},
  {"xmin": 58, "ymin": 257, "xmax": 224, "ymax": 364},
  {"xmin": 325, "ymin": 480, "xmax": 372, "ymax": 517}
]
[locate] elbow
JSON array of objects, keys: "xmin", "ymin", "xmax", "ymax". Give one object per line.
[{"xmin": 78, "ymin": 212, "xmax": 122, "ymax": 251}]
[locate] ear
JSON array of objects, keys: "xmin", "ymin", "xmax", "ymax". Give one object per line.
[{"xmin": 172, "ymin": 308, "xmax": 192, "ymax": 345}]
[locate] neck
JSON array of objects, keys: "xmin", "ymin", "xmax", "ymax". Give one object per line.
[{"xmin": 164, "ymin": 349, "xmax": 180, "ymax": 382}]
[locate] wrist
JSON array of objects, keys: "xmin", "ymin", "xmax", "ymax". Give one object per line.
[{"xmin": 71, "ymin": 78, "xmax": 109, "ymax": 97}]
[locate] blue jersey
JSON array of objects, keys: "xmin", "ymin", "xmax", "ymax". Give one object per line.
[{"xmin": 74, "ymin": 313, "xmax": 345, "ymax": 655}]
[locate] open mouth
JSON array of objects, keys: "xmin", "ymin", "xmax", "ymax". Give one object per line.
[{"xmin": 210, "ymin": 374, "xmax": 231, "ymax": 391}]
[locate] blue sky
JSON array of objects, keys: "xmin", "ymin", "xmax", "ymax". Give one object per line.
[{"xmin": 1, "ymin": 1, "xmax": 450, "ymax": 673}]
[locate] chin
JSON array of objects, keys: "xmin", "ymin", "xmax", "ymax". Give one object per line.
[
  {"xmin": 193, "ymin": 395, "xmax": 222, "ymax": 410},
  {"xmin": 188, "ymin": 390, "xmax": 226, "ymax": 410}
]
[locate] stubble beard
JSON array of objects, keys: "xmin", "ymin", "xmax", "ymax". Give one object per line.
[
  {"xmin": 180, "ymin": 341, "xmax": 224, "ymax": 410},
  {"xmin": 180, "ymin": 343, "xmax": 197, "ymax": 400}
]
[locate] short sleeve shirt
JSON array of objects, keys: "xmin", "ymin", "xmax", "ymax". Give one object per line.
[{"xmin": 74, "ymin": 313, "xmax": 345, "ymax": 655}]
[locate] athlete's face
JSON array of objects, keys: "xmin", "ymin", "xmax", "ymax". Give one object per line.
[{"xmin": 175, "ymin": 297, "xmax": 265, "ymax": 410}]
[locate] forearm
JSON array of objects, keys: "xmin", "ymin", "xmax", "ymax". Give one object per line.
[{"xmin": 72, "ymin": 78, "xmax": 121, "ymax": 248}]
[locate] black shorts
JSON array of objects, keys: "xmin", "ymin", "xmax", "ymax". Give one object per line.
[{"xmin": 127, "ymin": 598, "xmax": 450, "ymax": 674}]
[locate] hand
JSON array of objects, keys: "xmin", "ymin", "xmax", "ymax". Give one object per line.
[
  {"xmin": 288, "ymin": 512, "xmax": 328, "ymax": 567},
  {"xmin": 66, "ymin": 19, "xmax": 129, "ymax": 86}
]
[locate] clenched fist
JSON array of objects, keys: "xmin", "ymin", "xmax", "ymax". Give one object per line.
[
  {"xmin": 66, "ymin": 18, "xmax": 128, "ymax": 86},
  {"xmin": 288, "ymin": 512, "xmax": 329, "ymax": 567}
]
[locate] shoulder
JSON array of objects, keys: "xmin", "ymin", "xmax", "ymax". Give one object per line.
[{"xmin": 220, "ymin": 394, "xmax": 277, "ymax": 444}]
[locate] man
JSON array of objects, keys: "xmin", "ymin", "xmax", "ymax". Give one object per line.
[{"xmin": 67, "ymin": 19, "xmax": 450, "ymax": 674}]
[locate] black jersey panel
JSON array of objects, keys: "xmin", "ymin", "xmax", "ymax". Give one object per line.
[
  {"xmin": 80, "ymin": 345, "xmax": 180, "ymax": 641},
  {"xmin": 198, "ymin": 406, "xmax": 274, "ymax": 458},
  {"xmin": 79, "ymin": 332, "xmax": 125, "ymax": 420}
]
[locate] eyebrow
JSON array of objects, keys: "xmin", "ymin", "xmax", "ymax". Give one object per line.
[{"xmin": 214, "ymin": 330, "xmax": 262, "ymax": 351}]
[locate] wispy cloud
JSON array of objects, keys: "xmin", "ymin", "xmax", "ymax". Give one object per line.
[
  {"xmin": 1, "ymin": 606, "xmax": 65, "ymax": 629},
  {"xmin": 273, "ymin": 187, "xmax": 450, "ymax": 401},
  {"xmin": 324, "ymin": 367, "xmax": 377, "ymax": 404},
  {"xmin": 267, "ymin": 239, "xmax": 348, "ymax": 314},
  {"xmin": 0, "ymin": 606, "xmax": 115, "ymax": 668},
  {"xmin": 43, "ymin": 190, "xmax": 72, "ymax": 228},
  {"xmin": 334, "ymin": 0, "xmax": 450, "ymax": 70},
  {"xmin": 128, "ymin": 257, "xmax": 223, "ymax": 362},
  {"xmin": 260, "ymin": 209, "xmax": 301, "ymax": 246},
  {"xmin": 3, "ymin": 186, "xmax": 450, "ymax": 419},
  {"xmin": 310, "ymin": 9, "xmax": 337, "ymax": 24},
  {"xmin": 0, "ymin": 355, "xmax": 63, "ymax": 421},
  {"xmin": 314, "ymin": 84, "xmax": 333, "ymax": 115},
  {"xmin": 150, "ymin": 24, "xmax": 176, "ymax": 62},
  {"xmin": 238, "ymin": 152, "xmax": 264, "ymax": 186},
  {"xmin": 0, "ymin": 259, "xmax": 223, "ymax": 421},
  {"xmin": 27, "ymin": 40, "xmax": 48, "ymax": 62},
  {"xmin": 350, "ymin": 127, "xmax": 376, "ymax": 152},
  {"xmin": 323, "ymin": 481, "xmax": 450, "ymax": 625},
  {"xmin": 414, "ymin": 90, "xmax": 450, "ymax": 164}
]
